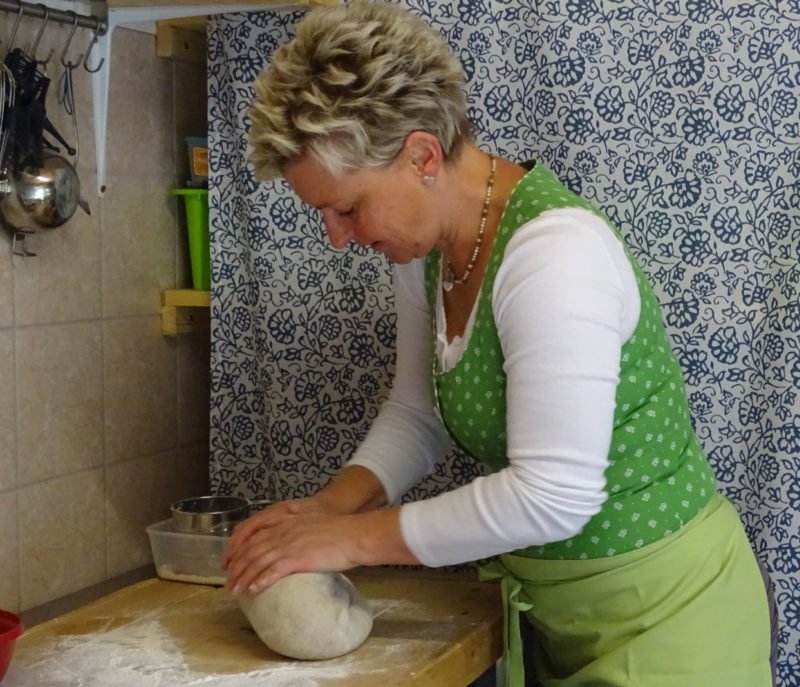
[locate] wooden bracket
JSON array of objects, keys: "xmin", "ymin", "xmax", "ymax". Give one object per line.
[
  {"xmin": 161, "ymin": 289, "xmax": 211, "ymax": 336},
  {"xmin": 156, "ymin": 18, "xmax": 207, "ymax": 64}
]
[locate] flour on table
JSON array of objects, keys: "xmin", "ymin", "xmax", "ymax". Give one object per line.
[
  {"xmin": 157, "ymin": 565, "xmax": 226, "ymax": 586},
  {"xmin": 2, "ymin": 615, "xmax": 382, "ymax": 687}
]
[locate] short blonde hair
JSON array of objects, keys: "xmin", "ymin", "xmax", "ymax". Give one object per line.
[{"xmin": 248, "ymin": 1, "xmax": 470, "ymax": 180}]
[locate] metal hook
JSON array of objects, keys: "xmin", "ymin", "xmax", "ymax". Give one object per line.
[
  {"xmin": 0, "ymin": 207, "xmax": 37, "ymax": 258},
  {"xmin": 7, "ymin": 0, "xmax": 25, "ymax": 52},
  {"xmin": 31, "ymin": 4, "xmax": 55, "ymax": 64},
  {"xmin": 12, "ymin": 230, "xmax": 37, "ymax": 258},
  {"xmin": 82, "ymin": 20, "xmax": 104, "ymax": 73},
  {"xmin": 60, "ymin": 12, "xmax": 84, "ymax": 68}
]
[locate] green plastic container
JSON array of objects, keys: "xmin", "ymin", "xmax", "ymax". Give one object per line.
[{"xmin": 172, "ymin": 189, "xmax": 210, "ymax": 291}]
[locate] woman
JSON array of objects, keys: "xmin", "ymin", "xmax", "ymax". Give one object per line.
[{"xmin": 222, "ymin": 2, "xmax": 773, "ymax": 685}]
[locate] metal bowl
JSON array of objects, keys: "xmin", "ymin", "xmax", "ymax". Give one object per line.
[
  {"xmin": 248, "ymin": 498, "xmax": 275, "ymax": 512},
  {"xmin": 15, "ymin": 155, "xmax": 81, "ymax": 228},
  {"xmin": 170, "ymin": 496, "xmax": 250, "ymax": 534}
]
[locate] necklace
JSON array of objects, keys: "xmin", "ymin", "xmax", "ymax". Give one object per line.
[{"xmin": 442, "ymin": 154, "xmax": 497, "ymax": 292}]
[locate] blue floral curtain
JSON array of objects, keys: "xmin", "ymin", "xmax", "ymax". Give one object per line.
[{"xmin": 208, "ymin": 1, "xmax": 800, "ymax": 680}]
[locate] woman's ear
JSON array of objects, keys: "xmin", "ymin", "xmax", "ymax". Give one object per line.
[{"xmin": 403, "ymin": 131, "xmax": 444, "ymax": 182}]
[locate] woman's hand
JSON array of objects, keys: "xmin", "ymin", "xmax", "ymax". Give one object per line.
[
  {"xmin": 222, "ymin": 496, "xmax": 334, "ymax": 574},
  {"xmin": 223, "ymin": 507, "xmax": 418, "ymax": 595},
  {"xmin": 223, "ymin": 466, "xmax": 387, "ymax": 574}
]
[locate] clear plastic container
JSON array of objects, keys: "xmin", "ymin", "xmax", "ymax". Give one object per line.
[{"xmin": 146, "ymin": 519, "xmax": 229, "ymax": 586}]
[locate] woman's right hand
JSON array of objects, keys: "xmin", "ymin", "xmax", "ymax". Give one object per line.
[{"xmin": 222, "ymin": 495, "xmax": 335, "ymax": 572}]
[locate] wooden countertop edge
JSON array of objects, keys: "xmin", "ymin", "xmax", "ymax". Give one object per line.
[{"xmin": 415, "ymin": 610, "xmax": 503, "ymax": 687}]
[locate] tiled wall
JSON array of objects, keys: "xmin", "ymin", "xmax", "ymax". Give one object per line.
[{"xmin": 0, "ymin": 26, "xmax": 210, "ymax": 612}]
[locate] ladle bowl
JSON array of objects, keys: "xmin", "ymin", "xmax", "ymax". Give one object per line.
[{"xmin": 14, "ymin": 154, "xmax": 81, "ymax": 228}]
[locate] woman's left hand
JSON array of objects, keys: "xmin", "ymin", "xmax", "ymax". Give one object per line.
[{"xmin": 224, "ymin": 507, "xmax": 417, "ymax": 595}]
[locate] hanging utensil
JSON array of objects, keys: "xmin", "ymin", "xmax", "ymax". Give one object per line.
[
  {"xmin": 0, "ymin": 64, "xmax": 15, "ymax": 177},
  {"xmin": 3, "ymin": 3, "xmax": 77, "ymax": 176},
  {"xmin": 57, "ymin": 14, "xmax": 80, "ymax": 167},
  {"xmin": 0, "ymin": 64, "xmax": 16, "ymax": 202},
  {"xmin": 12, "ymin": 153, "xmax": 83, "ymax": 227},
  {"xmin": 56, "ymin": 12, "xmax": 89, "ymax": 217}
]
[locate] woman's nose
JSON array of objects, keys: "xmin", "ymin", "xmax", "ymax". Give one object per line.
[{"xmin": 322, "ymin": 212, "xmax": 352, "ymax": 249}]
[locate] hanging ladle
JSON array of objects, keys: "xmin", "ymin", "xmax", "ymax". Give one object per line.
[{"xmin": 14, "ymin": 153, "xmax": 84, "ymax": 227}]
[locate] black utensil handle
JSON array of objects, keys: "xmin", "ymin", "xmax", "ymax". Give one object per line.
[{"xmin": 42, "ymin": 119, "xmax": 76, "ymax": 157}]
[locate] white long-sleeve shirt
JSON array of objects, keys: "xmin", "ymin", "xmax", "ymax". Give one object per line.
[{"xmin": 348, "ymin": 207, "xmax": 641, "ymax": 566}]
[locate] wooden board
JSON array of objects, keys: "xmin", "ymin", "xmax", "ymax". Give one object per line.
[
  {"xmin": 162, "ymin": 289, "xmax": 211, "ymax": 307},
  {"xmin": 6, "ymin": 568, "xmax": 502, "ymax": 687},
  {"xmin": 156, "ymin": 21, "xmax": 207, "ymax": 63},
  {"xmin": 161, "ymin": 289, "xmax": 211, "ymax": 335}
]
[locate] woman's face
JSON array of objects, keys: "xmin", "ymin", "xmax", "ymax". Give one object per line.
[{"xmin": 283, "ymin": 153, "xmax": 438, "ymax": 264}]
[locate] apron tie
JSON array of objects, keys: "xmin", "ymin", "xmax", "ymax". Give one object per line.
[{"xmin": 480, "ymin": 558, "xmax": 534, "ymax": 687}]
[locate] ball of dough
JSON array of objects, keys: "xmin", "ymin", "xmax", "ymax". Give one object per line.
[{"xmin": 238, "ymin": 572, "xmax": 373, "ymax": 660}]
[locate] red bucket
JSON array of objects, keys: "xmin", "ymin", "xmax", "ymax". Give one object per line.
[{"xmin": 0, "ymin": 610, "xmax": 23, "ymax": 680}]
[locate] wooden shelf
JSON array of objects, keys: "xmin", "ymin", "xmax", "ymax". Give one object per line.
[
  {"xmin": 163, "ymin": 289, "xmax": 210, "ymax": 307},
  {"xmin": 161, "ymin": 289, "xmax": 210, "ymax": 336},
  {"xmin": 156, "ymin": 17, "xmax": 207, "ymax": 62}
]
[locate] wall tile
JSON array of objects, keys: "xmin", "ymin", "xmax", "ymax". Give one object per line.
[
  {"xmin": 16, "ymin": 322, "xmax": 103, "ymax": 485},
  {"xmin": 0, "ymin": 246, "xmax": 13, "ymax": 329},
  {"xmin": 104, "ymin": 316, "xmax": 177, "ymax": 463},
  {"xmin": 0, "ymin": 490, "xmax": 19, "ymax": 612},
  {"xmin": 178, "ymin": 333, "xmax": 210, "ymax": 446},
  {"xmin": 101, "ymin": 175, "xmax": 179, "ymax": 317},
  {"xmin": 0, "ymin": 331, "xmax": 15, "ymax": 492},
  {"xmin": 162, "ymin": 443, "xmax": 211, "ymax": 506},
  {"xmin": 13, "ymin": 210, "xmax": 102, "ymax": 326},
  {"xmin": 19, "ymin": 468, "xmax": 105, "ymax": 609},
  {"xmin": 106, "ymin": 454, "xmax": 163, "ymax": 578},
  {"xmin": 107, "ymin": 28, "xmax": 174, "ymax": 179}
]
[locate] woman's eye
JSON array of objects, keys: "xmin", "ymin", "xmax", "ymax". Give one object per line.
[{"xmin": 339, "ymin": 207, "xmax": 355, "ymax": 217}]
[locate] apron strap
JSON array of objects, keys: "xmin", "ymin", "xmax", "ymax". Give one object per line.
[{"xmin": 480, "ymin": 559, "xmax": 534, "ymax": 687}]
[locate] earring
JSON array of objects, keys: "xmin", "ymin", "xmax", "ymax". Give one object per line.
[{"xmin": 422, "ymin": 175, "xmax": 435, "ymax": 186}]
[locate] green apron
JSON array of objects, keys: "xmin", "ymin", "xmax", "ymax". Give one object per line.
[{"xmin": 479, "ymin": 494, "xmax": 772, "ymax": 686}]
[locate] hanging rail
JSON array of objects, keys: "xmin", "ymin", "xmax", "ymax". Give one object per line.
[
  {"xmin": 2, "ymin": 0, "xmax": 327, "ymax": 196},
  {"xmin": 0, "ymin": 0, "xmax": 107, "ymax": 34}
]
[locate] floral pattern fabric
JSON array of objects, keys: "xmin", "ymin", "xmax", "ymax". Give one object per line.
[{"xmin": 208, "ymin": 1, "xmax": 800, "ymax": 680}]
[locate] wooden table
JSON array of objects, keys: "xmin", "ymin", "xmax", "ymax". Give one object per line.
[{"xmin": 5, "ymin": 568, "xmax": 502, "ymax": 686}]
